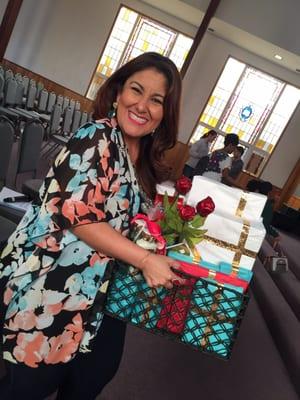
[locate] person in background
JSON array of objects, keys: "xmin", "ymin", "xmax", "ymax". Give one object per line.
[
  {"xmin": 183, "ymin": 129, "xmax": 217, "ymax": 178},
  {"xmin": 222, "ymin": 145, "xmax": 245, "ymax": 187},
  {"xmin": 0, "ymin": 52, "xmax": 182, "ymax": 400},
  {"xmin": 259, "ymin": 180, "xmax": 280, "ymax": 243},
  {"xmin": 202, "ymin": 133, "xmax": 239, "ymax": 182}
]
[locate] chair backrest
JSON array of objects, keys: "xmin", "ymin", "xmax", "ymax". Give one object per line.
[
  {"xmin": 0, "ymin": 116, "xmax": 15, "ymax": 185},
  {"xmin": 5, "ymin": 69, "xmax": 13, "ymax": 81},
  {"xmin": 61, "ymin": 106, "xmax": 73, "ymax": 134},
  {"xmin": 80, "ymin": 111, "xmax": 88, "ymax": 126},
  {"xmin": 15, "ymin": 80, "xmax": 25, "ymax": 107},
  {"xmin": 62, "ymin": 96, "xmax": 70, "ymax": 112},
  {"xmin": 56, "ymin": 94, "xmax": 64, "ymax": 106},
  {"xmin": 69, "ymin": 99, "xmax": 75, "ymax": 114},
  {"xmin": 47, "ymin": 91, "xmax": 56, "ymax": 113},
  {"xmin": 29, "ymin": 78, "xmax": 36, "ymax": 87},
  {"xmin": 0, "ymin": 73, "xmax": 4, "ymax": 97},
  {"xmin": 70, "ymin": 109, "xmax": 81, "ymax": 133},
  {"xmin": 75, "ymin": 100, "xmax": 81, "ymax": 111},
  {"xmin": 0, "ymin": 66, "xmax": 4, "ymax": 76},
  {"xmin": 25, "ymin": 83, "xmax": 37, "ymax": 109},
  {"xmin": 22, "ymin": 76, "xmax": 29, "ymax": 95},
  {"xmin": 16, "ymin": 119, "xmax": 45, "ymax": 177},
  {"xmin": 88, "ymin": 112, "xmax": 93, "ymax": 122},
  {"xmin": 37, "ymin": 89, "xmax": 49, "ymax": 113},
  {"xmin": 36, "ymin": 81, "xmax": 44, "ymax": 100},
  {"xmin": 49, "ymin": 103, "xmax": 62, "ymax": 134},
  {"xmin": 15, "ymin": 72, "xmax": 22, "ymax": 81},
  {"xmin": 4, "ymin": 77, "xmax": 17, "ymax": 106}
]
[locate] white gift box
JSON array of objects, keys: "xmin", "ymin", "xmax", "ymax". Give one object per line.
[
  {"xmin": 195, "ymin": 211, "xmax": 266, "ymax": 271},
  {"xmin": 187, "ymin": 176, "xmax": 267, "ymax": 220},
  {"xmin": 156, "ymin": 181, "xmax": 176, "ymax": 197},
  {"xmin": 156, "ymin": 181, "xmax": 185, "ymax": 201}
]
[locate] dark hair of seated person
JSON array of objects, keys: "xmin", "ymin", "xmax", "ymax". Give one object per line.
[
  {"xmin": 259, "ymin": 181, "xmax": 273, "ymax": 196},
  {"xmin": 246, "ymin": 179, "xmax": 260, "ymax": 192}
]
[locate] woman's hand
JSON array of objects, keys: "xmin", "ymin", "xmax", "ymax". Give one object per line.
[{"xmin": 139, "ymin": 253, "xmax": 182, "ymax": 289}]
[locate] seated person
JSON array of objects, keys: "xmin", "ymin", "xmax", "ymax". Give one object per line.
[
  {"xmin": 183, "ymin": 130, "xmax": 217, "ymax": 178},
  {"xmin": 246, "ymin": 179, "xmax": 260, "ymax": 192},
  {"xmin": 222, "ymin": 146, "xmax": 244, "ymax": 186},
  {"xmin": 202, "ymin": 133, "xmax": 239, "ymax": 182}
]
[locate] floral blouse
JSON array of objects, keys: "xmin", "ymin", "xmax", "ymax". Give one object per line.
[{"xmin": 0, "ymin": 119, "xmax": 140, "ymax": 367}]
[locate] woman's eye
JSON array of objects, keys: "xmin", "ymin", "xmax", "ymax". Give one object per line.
[
  {"xmin": 152, "ymin": 98, "xmax": 163, "ymax": 105},
  {"xmin": 131, "ymin": 86, "xmax": 142, "ymax": 94}
]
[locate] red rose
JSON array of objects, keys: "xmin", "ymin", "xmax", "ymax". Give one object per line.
[
  {"xmin": 175, "ymin": 176, "xmax": 192, "ymax": 195},
  {"xmin": 196, "ymin": 196, "xmax": 215, "ymax": 217},
  {"xmin": 179, "ymin": 205, "xmax": 196, "ymax": 221}
]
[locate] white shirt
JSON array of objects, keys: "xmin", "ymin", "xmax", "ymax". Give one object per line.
[
  {"xmin": 186, "ymin": 138, "xmax": 209, "ymax": 168},
  {"xmin": 202, "ymin": 156, "xmax": 232, "ymax": 182}
]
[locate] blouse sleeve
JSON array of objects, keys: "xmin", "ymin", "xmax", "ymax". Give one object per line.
[{"xmin": 35, "ymin": 122, "xmax": 120, "ymax": 236}]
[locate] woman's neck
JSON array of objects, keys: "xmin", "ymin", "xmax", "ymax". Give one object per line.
[{"xmin": 124, "ymin": 136, "xmax": 140, "ymax": 166}]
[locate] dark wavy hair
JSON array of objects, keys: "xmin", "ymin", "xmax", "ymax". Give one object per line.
[{"xmin": 93, "ymin": 52, "xmax": 182, "ymax": 199}]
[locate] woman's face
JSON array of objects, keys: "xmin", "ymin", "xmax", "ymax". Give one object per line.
[{"xmin": 116, "ymin": 68, "xmax": 167, "ymax": 140}]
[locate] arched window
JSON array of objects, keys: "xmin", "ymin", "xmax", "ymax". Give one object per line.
[
  {"xmin": 86, "ymin": 6, "xmax": 193, "ymax": 100},
  {"xmin": 190, "ymin": 57, "xmax": 300, "ymax": 176}
]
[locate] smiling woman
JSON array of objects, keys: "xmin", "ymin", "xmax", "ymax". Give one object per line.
[{"xmin": 0, "ymin": 52, "xmax": 182, "ymax": 400}]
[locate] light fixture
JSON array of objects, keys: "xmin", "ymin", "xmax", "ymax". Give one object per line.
[{"xmin": 274, "ymin": 54, "xmax": 282, "ymax": 60}]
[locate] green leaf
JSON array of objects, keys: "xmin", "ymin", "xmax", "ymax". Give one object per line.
[{"xmin": 190, "ymin": 215, "xmax": 205, "ymax": 228}]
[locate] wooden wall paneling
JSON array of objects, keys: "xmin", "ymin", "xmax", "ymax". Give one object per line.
[
  {"xmin": 163, "ymin": 141, "xmax": 189, "ymax": 180},
  {"xmin": 279, "ymin": 157, "xmax": 300, "ymax": 209}
]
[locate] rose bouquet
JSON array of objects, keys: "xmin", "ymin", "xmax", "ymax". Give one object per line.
[{"xmin": 156, "ymin": 176, "xmax": 215, "ymax": 255}]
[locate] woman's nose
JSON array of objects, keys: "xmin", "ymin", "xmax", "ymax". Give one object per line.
[{"xmin": 135, "ymin": 96, "xmax": 148, "ymax": 112}]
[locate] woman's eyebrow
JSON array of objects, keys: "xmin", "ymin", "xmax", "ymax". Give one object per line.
[{"xmin": 130, "ymin": 81, "xmax": 165, "ymax": 98}]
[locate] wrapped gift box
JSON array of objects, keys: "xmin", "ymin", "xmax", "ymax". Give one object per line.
[
  {"xmin": 194, "ymin": 211, "xmax": 265, "ymax": 271},
  {"xmin": 168, "ymin": 250, "xmax": 253, "ymax": 283},
  {"xmin": 187, "ymin": 176, "xmax": 267, "ymax": 220},
  {"xmin": 155, "ymin": 181, "xmax": 185, "ymax": 206},
  {"xmin": 168, "ymin": 251, "xmax": 249, "ymax": 292}
]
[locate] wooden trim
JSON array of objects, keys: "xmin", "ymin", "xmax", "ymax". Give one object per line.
[
  {"xmin": 2, "ymin": 59, "xmax": 94, "ymax": 112},
  {"xmin": 180, "ymin": 0, "xmax": 221, "ymax": 78},
  {"xmin": 0, "ymin": 0, "xmax": 23, "ymax": 61},
  {"xmin": 278, "ymin": 157, "xmax": 300, "ymax": 208}
]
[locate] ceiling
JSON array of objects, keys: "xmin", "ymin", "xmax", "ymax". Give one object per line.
[{"xmin": 141, "ymin": 0, "xmax": 300, "ymax": 76}]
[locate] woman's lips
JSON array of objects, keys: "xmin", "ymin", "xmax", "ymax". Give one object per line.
[{"xmin": 128, "ymin": 111, "xmax": 148, "ymax": 125}]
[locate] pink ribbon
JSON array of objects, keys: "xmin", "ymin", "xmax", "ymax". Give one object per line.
[{"xmin": 131, "ymin": 214, "xmax": 166, "ymax": 255}]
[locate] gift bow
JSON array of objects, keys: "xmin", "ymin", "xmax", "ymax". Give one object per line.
[{"xmin": 131, "ymin": 214, "xmax": 166, "ymax": 254}]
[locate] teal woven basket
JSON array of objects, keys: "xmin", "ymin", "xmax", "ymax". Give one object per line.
[{"xmin": 104, "ymin": 263, "xmax": 249, "ymax": 360}]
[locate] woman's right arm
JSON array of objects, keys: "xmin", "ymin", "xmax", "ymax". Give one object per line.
[{"xmin": 72, "ymin": 222, "xmax": 180, "ymax": 289}]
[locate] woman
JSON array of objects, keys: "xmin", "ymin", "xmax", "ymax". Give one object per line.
[
  {"xmin": 0, "ymin": 52, "xmax": 182, "ymax": 399},
  {"xmin": 183, "ymin": 129, "xmax": 217, "ymax": 178}
]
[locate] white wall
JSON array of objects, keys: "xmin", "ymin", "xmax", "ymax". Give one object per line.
[
  {"xmin": 180, "ymin": 33, "xmax": 300, "ymax": 188},
  {"xmin": 215, "ymin": 0, "xmax": 300, "ymax": 56},
  {"xmin": 5, "ymin": 0, "xmax": 195, "ymax": 94}
]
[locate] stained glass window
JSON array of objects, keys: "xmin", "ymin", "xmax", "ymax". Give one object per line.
[
  {"xmin": 87, "ymin": 6, "xmax": 193, "ymax": 100},
  {"xmin": 190, "ymin": 57, "xmax": 300, "ymax": 176}
]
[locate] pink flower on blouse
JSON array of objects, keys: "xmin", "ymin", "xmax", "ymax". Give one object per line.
[
  {"xmin": 13, "ymin": 331, "xmax": 50, "ymax": 368},
  {"xmin": 45, "ymin": 313, "xmax": 83, "ymax": 364}
]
